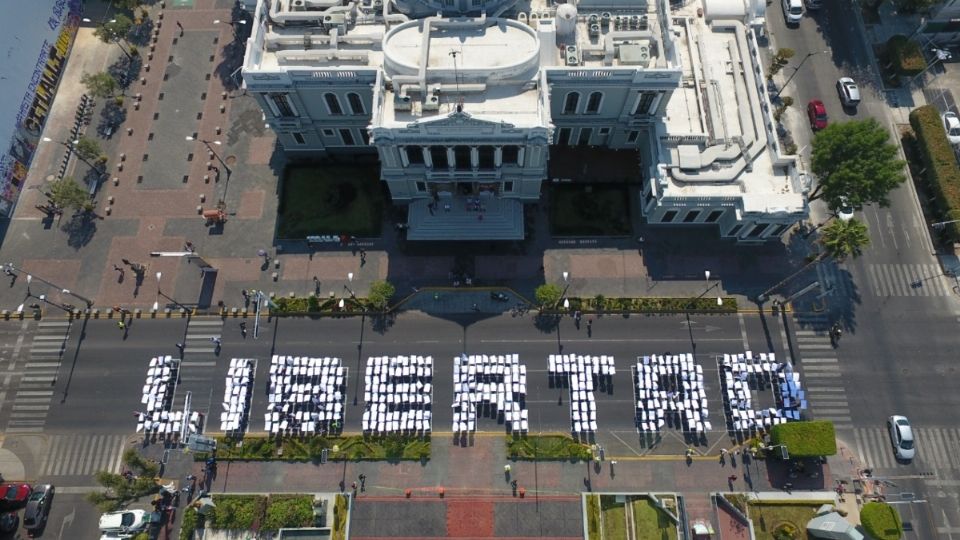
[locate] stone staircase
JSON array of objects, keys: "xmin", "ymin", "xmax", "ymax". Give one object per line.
[{"xmin": 407, "ymin": 196, "xmax": 525, "ymax": 240}]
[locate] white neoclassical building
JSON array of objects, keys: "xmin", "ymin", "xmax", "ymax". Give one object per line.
[{"xmin": 242, "ymin": 0, "xmax": 808, "ymax": 241}]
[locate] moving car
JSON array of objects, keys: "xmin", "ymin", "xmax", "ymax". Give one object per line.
[
  {"xmin": 807, "ymin": 99, "xmax": 828, "ymax": 130},
  {"xmin": 23, "ymin": 484, "xmax": 54, "ymax": 534},
  {"xmin": 0, "ymin": 512, "xmax": 18, "ymax": 533},
  {"xmin": 0, "ymin": 483, "xmax": 32, "ymax": 511},
  {"xmin": 782, "ymin": 0, "xmax": 804, "ymax": 24},
  {"xmin": 836, "ymin": 77, "xmax": 861, "ymax": 108},
  {"xmin": 942, "ymin": 111, "xmax": 960, "ymax": 145},
  {"xmin": 887, "ymin": 415, "xmax": 916, "ymax": 461},
  {"xmin": 99, "ymin": 509, "xmax": 149, "ymax": 534}
]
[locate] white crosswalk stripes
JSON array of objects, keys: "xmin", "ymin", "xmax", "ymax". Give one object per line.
[
  {"xmin": 793, "ymin": 316, "xmax": 852, "ymax": 429},
  {"xmin": 867, "ymin": 263, "xmax": 954, "ymax": 297},
  {"xmin": 39, "ymin": 434, "xmax": 127, "ymax": 477},
  {"xmin": 184, "ymin": 319, "xmax": 224, "ymax": 354},
  {"xmin": 6, "ymin": 321, "xmax": 71, "ymax": 433},
  {"xmin": 854, "ymin": 427, "xmax": 960, "ymax": 470}
]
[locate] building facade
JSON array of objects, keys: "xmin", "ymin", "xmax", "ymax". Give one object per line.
[{"xmin": 242, "ymin": 0, "xmax": 808, "ymax": 241}]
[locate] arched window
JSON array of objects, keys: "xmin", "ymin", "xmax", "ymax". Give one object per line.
[
  {"xmin": 347, "ymin": 92, "xmax": 365, "ymax": 115},
  {"xmin": 585, "ymin": 91, "xmax": 603, "ymax": 114},
  {"xmin": 562, "ymin": 92, "xmax": 580, "ymax": 114},
  {"xmin": 324, "ymin": 93, "xmax": 343, "ymax": 115}
]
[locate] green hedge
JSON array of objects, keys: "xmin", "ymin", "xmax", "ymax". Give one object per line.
[
  {"xmin": 262, "ymin": 495, "xmax": 315, "ymax": 530},
  {"xmin": 506, "ymin": 435, "xmax": 593, "ymax": 461},
  {"xmin": 198, "ymin": 435, "xmax": 430, "ymax": 461},
  {"xmin": 332, "ymin": 494, "xmax": 349, "ymax": 540},
  {"xmin": 203, "ymin": 495, "xmax": 314, "ymax": 532},
  {"xmin": 179, "ymin": 507, "xmax": 199, "ymax": 540},
  {"xmin": 910, "ymin": 105, "xmax": 960, "ymax": 241},
  {"xmin": 271, "ymin": 295, "xmax": 372, "ymax": 313},
  {"xmin": 886, "ymin": 35, "xmax": 926, "ymax": 76},
  {"xmin": 769, "ymin": 421, "xmax": 837, "ymax": 457},
  {"xmin": 861, "ymin": 501, "xmax": 904, "ymax": 540},
  {"xmin": 548, "ymin": 296, "xmax": 737, "ymax": 313}
]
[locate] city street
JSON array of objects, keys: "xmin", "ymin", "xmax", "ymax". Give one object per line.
[{"xmin": 768, "ymin": 2, "xmax": 960, "ymax": 537}]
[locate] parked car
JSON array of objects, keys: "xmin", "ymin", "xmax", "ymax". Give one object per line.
[
  {"xmin": 836, "ymin": 77, "xmax": 861, "ymax": 108},
  {"xmin": 0, "ymin": 512, "xmax": 19, "ymax": 533},
  {"xmin": 0, "ymin": 483, "xmax": 32, "ymax": 511},
  {"xmin": 942, "ymin": 111, "xmax": 960, "ymax": 145},
  {"xmin": 23, "ymin": 484, "xmax": 54, "ymax": 534},
  {"xmin": 807, "ymin": 99, "xmax": 828, "ymax": 130},
  {"xmin": 782, "ymin": 0, "xmax": 804, "ymax": 23},
  {"xmin": 99, "ymin": 509, "xmax": 149, "ymax": 535},
  {"xmin": 887, "ymin": 415, "xmax": 916, "ymax": 461},
  {"xmin": 804, "ymin": 0, "xmax": 822, "ymax": 8}
]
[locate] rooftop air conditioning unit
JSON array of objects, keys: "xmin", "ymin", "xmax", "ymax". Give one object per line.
[
  {"xmin": 588, "ymin": 13, "xmax": 599, "ymax": 24},
  {"xmin": 565, "ymin": 45, "xmax": 580, "ymax": 66},
  {"xmin": 423, "ymin": 95, "xmax": 440, "ymax": 111},
  {"xmin": 630, "ymin": 15, "xmax": 641, "ymax": 29},
  {"xmin": 394, "ymin": 93, "xmax": 412, "ymax": 111},
  {"xmin": 614, "ymin": 16, "xmax": 623, "ymax": 29},
  {"xmin": 636, "ymin": 44, "xmax": 650, "ymax": 61},
  {"xmin": 324, "ymin": 14, "xmax": 347, "ymax": 25},
  {"xmin": 589, "ymin": 23, "xmax": 600, "ymax": 36},
  {"xmin": 291, "ymin": 0, "xmax": 306, "ymax": 10}
]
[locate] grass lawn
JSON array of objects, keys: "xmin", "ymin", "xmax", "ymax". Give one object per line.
[
  {"xmin": 278, "ymin": 164, "xmax": 383, "ymax": 239},
  {"xmin": 748, "ymin": 502, "xmax": 827, "ymax": 540},
  {"xmin": 202, "ymin": 435, "xmax": 430, "ymax": 461},
  {"xmin": 600, "ymin": 496, "xmax": 627, "ymax": 539},
  {"xmin": 506, "ymin": 435, "xmax": 592, "ymax": 460},
  {"xmin": 632, "ymin": 497, "xmax": 678, "ymax": 540},
  {"xmin": 585, "ymin": 495, "xmax": 601, "ymax": 540},
  {"xmin": 550, "ymin": 183, "xmax": 631, "ymax": 236}
]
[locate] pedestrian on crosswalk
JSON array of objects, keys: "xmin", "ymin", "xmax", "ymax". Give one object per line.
[{"xmin": 117, "ymin": 320, "xmax": 126, "ymax": 330}]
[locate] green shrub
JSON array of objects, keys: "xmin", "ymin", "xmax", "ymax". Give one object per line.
[
  {"xmin": 910, "ymin": 105, "xmax": 960, "ymax": 241},
  {"xmin": 886, "ymin": 35, "xmax": 926, "ymax": 75},
  {"xmin": 769, "ymin": 420, "xmax": 837, "ymax": 457},
  {"xmin": 332, "ymin": 494, "xmax": 349, "ymax": 540},
  {"xmin": 506, "ymin": 435, "xmax": 593, "ymax": 460},
  {"xmin": 860, "ymin": 501, "xmax": 903, "ymax": 540},
  {"xmin": 179, "ymin": 507, "xmax": 199, "ymax": 540},
  {"xmin": 535, "ymin": 283, "xmax": 563, "ymax": 307},
  {"xmin": 262, "ymin": 495, "xmax": 315, "ymax": 530},
  {"xmin": 199, "ymin": 435, "xmax": 430, "ymax": 462},
  {"xmin": 208, "ymin": 495, "xmax": 265, "ymax": 530}
]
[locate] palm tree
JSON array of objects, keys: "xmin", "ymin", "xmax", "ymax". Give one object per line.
[{"xmin": 820, "ymin": 218, "xmax": 870, "ymax": 261}]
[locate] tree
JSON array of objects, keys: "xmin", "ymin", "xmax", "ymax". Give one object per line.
[
  {"xmin": 74, "ymin": 136, "xmax": 106, "ymax": 167},
  {"xmin": 810, "ymin": 119, "xmax": 906, "ymax": 210},
  {"xmin": 94, "ymin": 14, "xmax": 133, "ymax": 44},
  {"xmin": 94, "ymin": 15, "xmax": 134, "ymax": 58},
  {"xmin": 820, "ymin": 218, "xmax": 870, "ymax": 261},
  {"xmin": 81, "ymin": 72, "xmax": 119, "ymax": 99},
  {"xmin": 48, "ymin": 177, "xmax": 91, "ymax": 212},
  {"xmin": 534, "ymin": 283, "xmax": 563, "ymax": 307},
  {"xmin": 104, "ymin": 0, "xmax": 143, "ymax": 9},
  {"xmin": 366, "ymin": 280, "xmax": 395, "ymax": 311}
]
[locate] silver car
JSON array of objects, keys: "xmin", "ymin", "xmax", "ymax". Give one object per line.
[
  {"xmin": 942, "ymin": 112, "xmax": 960, "ymax": 145},
  {"xmin": 836, "ymin": 77, "xmax": 861, "ymax": 108},
  {"xmin": 888, "ymin": 415, "xmax": 915, "ymax": 461}
]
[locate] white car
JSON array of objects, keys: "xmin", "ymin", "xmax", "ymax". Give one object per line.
[
  {"xmin": 887, "ymin": 415, "xmax": 915, "ymax": 461},
  {"xmin": 942, "ymin": 112, "xmax": 960, "ymax": 145},
  {"xmin": 99, "ymin": 510, "xmax": 149, "ymax": 535},
  {"xmin": 836, "ymin": 77, "xmax": 861, "ymax": 108},
  {"xmin": 782, "ymin": 0, "xmax": 804, "ymax": 23}
]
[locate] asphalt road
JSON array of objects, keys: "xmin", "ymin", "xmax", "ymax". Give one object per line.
[{"xmin": 768, "ymin": 3, "xmax": 960, "ymax": 537}]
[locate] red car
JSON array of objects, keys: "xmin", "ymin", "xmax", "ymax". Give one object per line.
[
  {"xmin": 0, "ymin": 484, "xmax": 31, "ymax": 511},
  {"xmin": 807, "ymin": 99, "xmax": 828, "ymax": 130}
]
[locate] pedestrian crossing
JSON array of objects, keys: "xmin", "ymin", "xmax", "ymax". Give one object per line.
[
  {"xmin": 866, "ymin": 263, "xmax": 955, "ymax": 297},
  {"xmin": 854, "ymin": 426, "xmax": 960, "ymax": 470},
  {"xmin": 793, "ymin": 314, "xmax": 852, "ymax": 430},
  {"xmin": 816, "ymin": 261, "xmax": 853, "ymax": 299},
  {"xmin": 183, "ymin": 319, "xmax": 223, "ymax": 355},
  {"xmin": 38, "ymin": 434, "xmax": 127, "ymax": 477},
  {"xmin": 6, "ymin": 321, "xmax": 71, "ymax": 433}
]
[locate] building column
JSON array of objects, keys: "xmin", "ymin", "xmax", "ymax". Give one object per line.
[
  {"xmin": 423, "ymin": 146, "xmax": 433, "ymax": 168},
  {"xmin": 517, "ymin": 146, "xmax": 526, "ymax": 167},
  {"xmin": 398, "ymin": 145, "xmax": 409, "ymax": 167},
  {"xmin": 494, "ymin": 147, "xmax": 503, "ymax": 167},
  {"xmin": 470, "ymin": 147, "xmax": 479, "ymax": 169},
  {"xmin": 446, "ymin": 147, "xmax": 455, "ymax": 170}
]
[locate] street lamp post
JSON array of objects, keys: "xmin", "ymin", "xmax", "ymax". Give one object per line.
[
  {"xmin": 4, "ymin": 263, "xmax": 93, "ymax": 308},
  {"xmin": 344, "ymin": 272, "xmax": 356, "ymax": 298},
  {"xmin": 186, "ymin": 136, "xmax": 233, "ymax": 205},
  {"xmin": 213, "ymin": 18, "xmax": 248, "ymax": 39},
  {"xmin": 775, "ymin": 50, "xmax": 829, "ymax": 98},
  {"xmin": 82, "ymin": 18, "xmax": 132, "ymax": 59},
  {"xmin": 155, "ymin": 271, "xmax": 191, "ymax": 312}
]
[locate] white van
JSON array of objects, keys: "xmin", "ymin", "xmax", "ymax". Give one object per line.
[{"xmin": 782, "ymin": 0, "xmax": 804, "ymax": 23}]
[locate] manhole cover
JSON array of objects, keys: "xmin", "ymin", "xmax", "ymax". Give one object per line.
[{"xmin": 225, "ymin": 155, "xmax": 237, "ymax": 166}]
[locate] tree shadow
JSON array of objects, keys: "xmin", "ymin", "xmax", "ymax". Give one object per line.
[
  {"xmin": 98, "ymin": 101, "xmax": 127, "ymax": 138},
  {"xmin": 61, "ymin": 212, "xmax": 98, "ymax": 249}
]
